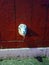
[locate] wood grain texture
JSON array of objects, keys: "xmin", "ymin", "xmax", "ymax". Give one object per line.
[{"xmin": 0, "ymin": 0, "xmax": 49, "ymax": 48}]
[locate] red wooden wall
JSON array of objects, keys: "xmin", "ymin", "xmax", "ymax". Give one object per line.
[{"xmin": 0, "ymin": 0, "xmax": 49, "ymax": 48}]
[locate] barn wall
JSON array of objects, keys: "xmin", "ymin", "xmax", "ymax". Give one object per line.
[{"xmin": 0, "ymin": 0, "xmax": 49, "ymax": 48}]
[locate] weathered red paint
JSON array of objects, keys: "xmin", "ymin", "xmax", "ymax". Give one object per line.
[{"xmin": 0, "ymin": 0, "xmax": 49, "ymax": 48}]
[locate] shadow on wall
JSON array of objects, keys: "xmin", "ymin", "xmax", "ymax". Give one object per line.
[
  {"xmin": 27, "ymin": 27, "xmax": 39, "ymax": 37},
  {"xmin": 25, "ymin": 27, "xmax": 39, "ymax": 48}
]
